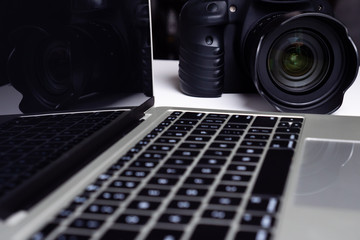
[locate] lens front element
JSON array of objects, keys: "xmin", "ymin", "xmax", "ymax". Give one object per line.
[
  {"xmin": 41, "ymin": 41, "xmax": 71, "ymax": 96},
  {"xmin": 268, "ymin": 30, "xmax": 330, "ymax": 93},
  {"xmin": 282, "ymin": 43, "xmax": 313, "ymax": 77}
]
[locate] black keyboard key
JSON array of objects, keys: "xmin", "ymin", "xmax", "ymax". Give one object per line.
[
  {"xmin": 56, "ymin": 234, "xmax": 89, "ymax": 240},
  {"xmin": 216, "ymin": 184, "xmax": 246, "ymax": 194},
  {"xmin": 163, "ymin": 131, "xmax": 187, "ymax": 137},
  {"xmin": 185, "ymin": 177, "xmax": 214, "ymax": 185},
  {"xmin": 276, "ymin": 128, "xmax": 300, "ymax": 134},
  {"xmin": 139, "ymin": 152, "xmax": 167, "ymax": 160},
  {"xmin": 252, "ymin": 149, "xmax": 293, "ymax": 196},
  {"xmin": 139, "ymin": 188, "xmax": 170, "ymax": 198},
  {"xmin": 173, "ymin": 150, "xmax": 200, "ymax": 158},
  {"xmin": 245, "ymin": 134, "xmax": 269, "ymax": 140},
  {"xmin": 85, "ymin": 204, "xmax": 116, "ymax": 215},
  {"xmin": 169, "ymin": 125, "xmax": 193, "ymax": 131},
  {"xmin": 156, "ymin": 137, "xmax": 179, "ymax": 144},
  {"xmin": 209, "ymin": 196, "xmax": 242, "ymax": 206},
  {"xmin": 120, "ymin": 169, "xmax": 149, "ymax": 178},
  {"xmin": 198, "ymin": 158, "xmax": 226, "ymax": 166},
  {"xmin": 172, "ymin": 111, "xmax": 183, "ymax": 116},
  {"xmin": 181, "ymin": 112, "xmax": 205, "ymax": 120},
  {"xmin": 220, "ymin": 129, "xmax": 244, "ymax": 136},
  {"xmin": 97, "ymin": 173, "xmax": 112, "ymax": 182},
  {"xmin": 177, "ymin": 187, "xmax": 208, "ymax": 197},
  {"xmin": 57, "ymin": 205, "xmax": 77, "ymax": 219},
  {"xmin": 235, "ymin": 230, "xmax": 271, "ymax": 240},
  {"xmin": 146, "ymin": 229, "xmax": 183, "ymax": 240},
  {"xmin": 197, "ymin": 123, "xmax": 221, "ymax": 129},
  {"xmin": 270, "ymin": 140, "xmax": 297, "ymax": 149},
  {"xmin": 207, "ymin": 113, "xmax": 229, "ymax": 119},
  {"xmin": 111, "ymin": 180, "xmax": 139, "ymax": 189},
  {"xmin": 131, "ymin": 160, "xmax": 158, "ymax": 169},
  {"xmin": 281, "ymin": 117, "xmax": 303, "ymax": 123},
  {"xmin": 98, "ymin": 191, "xmax": 128, "ymax": 201},
  {"xmin": 100, "ymin": 229, "xmax": 138, "ymax": 240},
  {"xmin": 158, "ymin": 213, "xmax": 192, "ymax": 224},
  {"xmin": 70, "ymin": 218, "xmax": 104, "ymax": 229},
  {"xmin": 186, "ymin": 136, "xmax": 211, "ymax": 142},
  {"xmin": 190, "ymin": 224, "xmax": 229, "ymax": 239},
  {"xmin": 228, "ymin": 115, "xmax": 253, "ymax": 124},
  {"xmin": 202, "ymin": 118, "xmax": 226, "ymax": 124},
  {"xmin": 215, "ymin": 136, "xmax": 240, "ymax": 142},
  {"xmin": 167, "ymin": 199, "xmax": 201, "ymax": 210},
  {"xmin": 237, "ymin": 147, "xmax": 263, "ymax": 155},
  {"xmin": 192, "ymin": 167, "xmax": 221, "ymax": 175},
  {"xmin": 148, "ymin": 177, "xmax": 179, "ymax": 186},
  {"xmin": 210, "ymin": 143, "xmax": 235, "ymax": 149},
  {"xmin": 128, "ymin": 200, "xmax": 160, "ymax": 211},
  {"xmin": 116, "ymin": 214, "xmax": 150, "ymax": 225},
  {"xmin": 224, "ymin": 123, "xmax": 247, "ymax": 130},
  {"xmin": 147, "ymin": 144, "xmax": 173, "ymax": 152},
  {"xmin": 191, "ymin": 129, "xmax": 216, "ymax": 136},
  {"xmin": 252, "ymin": 116, "xmax": 277, "ymax": 127},
  {"xmin": 157, "ymin": 167, "xmax": 186, "ymax": 176},
  {"xmin": 246, "ymin": 196, "xmax": 279, "ymax": 213},
  {"xmin": 175, "ymin": 119, "xmax": 198, "ymax": 125},
  {"xmin": 273, "ymin": 133, "xmax": 298, "ymax": 140},
  {"xmin": 202, "ymin": 209, "xmax": 236, "ymax": 220},
  {"xmin": 222, "ymin": 174, "xmax": 251, "ymax": 183},
  {"xmin": 232, "ymin": 155, "xmax": 260, "ymax": 163},
  {"xmin": 249, "ymin": 128, "xmax": 272, "ymax": 134},
  {"xmin": 180, "ymin": 143, "xmax": 206, "ymax": 149},
  {"xmin": 241, "ymin": 213, "xmax": 275, "ymax": 228},
  {"xmin": 227, "ymin": 164, "xmax": 256, "ymax": 172},
  {"xmin": 204, "ymin": 149, "xmax": 231, "ymax": 157},
  {"xmin": 165, "ymin": 158, "xmax": 192, "ymax": 166},
  {"xmin": 72, "ymin": 194, "xmax": 90, "ymax": 205},
  {"xmin": 241, "ymin": 140, "xmax": 267, "ymax": 147}
]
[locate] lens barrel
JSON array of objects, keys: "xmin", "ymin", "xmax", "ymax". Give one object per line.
[{"xmin": 246, "ymin": 12, "xmax": 359, "ymax": 114}]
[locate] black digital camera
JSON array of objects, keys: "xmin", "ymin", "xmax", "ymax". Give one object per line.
[
  {"xmin": 179, "ymin": 0, "xmax": 359, "ymax": 113},
  {"xmin": 1, "ymin": 0, "xmax": 151, "ymax": 113}
]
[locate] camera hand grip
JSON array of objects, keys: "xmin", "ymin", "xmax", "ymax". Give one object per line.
[{"xmin": 178, "ymin": 0, "xmax": 228, "ymax": 97}]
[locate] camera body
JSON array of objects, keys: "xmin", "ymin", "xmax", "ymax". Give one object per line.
[
  {"xmin": 179, "ymin": 0, "xmax": 359, "ymax": 113},
  {"xmin": 1, "ymin": 0, "xmax": 151, "ymax": 112}
]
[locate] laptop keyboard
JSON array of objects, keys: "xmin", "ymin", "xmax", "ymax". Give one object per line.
[
  {"xmin": 30, "ymin": 111, "xmax": 303, "ymax": 240},
  {"xmin": 0, "ymin": 110, "xmax": 126, "ymax": 218}
]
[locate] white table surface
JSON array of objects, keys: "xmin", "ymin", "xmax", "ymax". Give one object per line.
[{"xmin": 153, "ymin": 60, "xmax": 360, "ymax": 117}]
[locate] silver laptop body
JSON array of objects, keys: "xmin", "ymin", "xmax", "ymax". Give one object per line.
[{"xmin": 0, "ymin": 0, "xmax": 359, "ymax": 239}]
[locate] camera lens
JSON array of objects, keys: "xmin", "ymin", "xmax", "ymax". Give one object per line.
[
  {"xmin": 246, "ymin": 12, "xmax": 358, "ymax": 113},
  {"xmin": 41, "ymin": 41, "xmax": 71, "ymax": 95},
  {"xmin": 268, "ymin": 29, "xmax": 330, "ymax": 93}
]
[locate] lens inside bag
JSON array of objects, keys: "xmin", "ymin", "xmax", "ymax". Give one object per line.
[{"xmin": 248, "ymin": 12, "xmax": 359, "ymax": 114}]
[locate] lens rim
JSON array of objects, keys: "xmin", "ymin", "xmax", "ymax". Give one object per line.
[{"xmin": 251, "ymin": 12, "xmax": 358, "ymax": 113}]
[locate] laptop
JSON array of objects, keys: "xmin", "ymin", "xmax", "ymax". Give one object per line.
[{"xmin": 0, "ymin": 0, "xmax": 360, "ymax": 239}]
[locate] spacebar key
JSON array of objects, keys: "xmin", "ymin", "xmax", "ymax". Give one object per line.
[{"xmin": 252, "ymin": 149, "xmax": 294, "ymax": 196}]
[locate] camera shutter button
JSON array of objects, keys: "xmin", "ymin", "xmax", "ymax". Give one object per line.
[{"xmin": 206, "ymin": 3, "xmax": 219, "ymax": 13}]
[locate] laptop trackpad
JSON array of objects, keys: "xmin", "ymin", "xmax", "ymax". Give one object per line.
[{"xmin": 295, "ymin": 140, "xmax": 360, "ymax": 210}]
